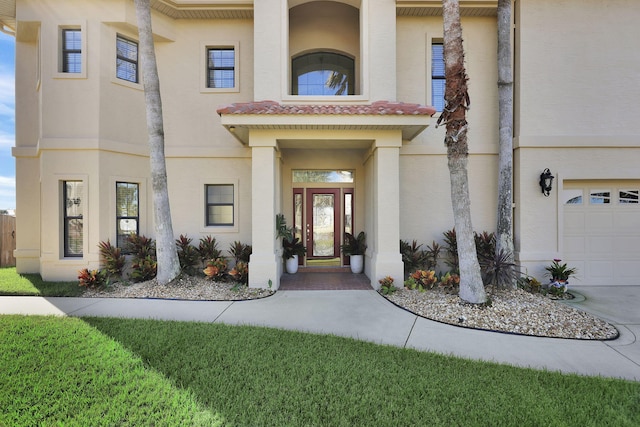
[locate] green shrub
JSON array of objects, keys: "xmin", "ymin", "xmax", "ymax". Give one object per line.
[
  {"xmin": 442, "ymin": 229, "xmax": 459, "ymax": 272},
  {"xmin": 474, "ymin": 231, "xmax": 496, "ymax": 263},
  {"xmin": 77, "ymin": 268, "xmax": 109, "ymax": 288},
  {"xmin": 405, "ymin": 269, "xmax": 438, "ymax": 291},
  {"xmin": 378, "ymin": 276, "xmax": 396, "ymax": 295},
  {"xmin": 127, "ymin": 235, "xmax": 157, "ymax": 282},
  {"xmin": 203, "ymin": 258, "xmax": 228, "ymax": 281},
  {"xmin": 97, "ymin": 240, "xmax": 125, "ymax": 278},
  {"xmin": 479, "ymin": 249, "xmax": 518, "ymax": 289},
  {"xmin": 176, "ymin": 234, "xmax": 200, "ymax": 275},
  {"xmin": 198, "ymin": 236, "xmax": 222, "ymax": 264},
  {"xmin": 229, "ymin": 241, "xmax": 252, "ymax": 264},
  {"xmin": 229, "ymin": 261, "xmax": 249, "ymax": 285},
  {"xmin": 130, "ymin": 255, "xmax": 157, "ymax": 283}
]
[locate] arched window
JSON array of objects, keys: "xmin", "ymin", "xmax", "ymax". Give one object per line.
[{"xmin": 292, "ymin": 52, "xmax": 355, "ymax": 96}]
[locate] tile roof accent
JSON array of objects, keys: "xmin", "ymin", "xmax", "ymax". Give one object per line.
[{"xmin": 217, "ymin": 100, "xmax": 436, "ymax": 117}]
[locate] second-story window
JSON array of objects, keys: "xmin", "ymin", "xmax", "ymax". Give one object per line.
[
  {"xmin": 207, "ymin": 48, "xmax": 235, "ymax": 89},
  {"xmin": 292, "ymin": 52, "xmax": 355, "ymax": 96},
  {"xmin": 116, "ymin": 35, "xmax": 139, "ymax": 83},
  {"xmin": 62, "ymin": 29, "xmax": 82, "ymax": 73},
  {"xmin": 432, "ymin": 42, "xmax": 446, "ymax": 112}
]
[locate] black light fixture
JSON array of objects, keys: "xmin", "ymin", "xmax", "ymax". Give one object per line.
[{"xmin": 539, "ymin": 168, "xmax": 554, "ymax": 197}]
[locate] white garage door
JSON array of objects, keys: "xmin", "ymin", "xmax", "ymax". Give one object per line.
[{"xmin": 563, "ymin": 181, "xmax": 640, "ymax": 286}]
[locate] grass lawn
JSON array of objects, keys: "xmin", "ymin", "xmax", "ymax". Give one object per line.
[
  {"xmin": 1, "ymin": 315, "xmax": 639, "ymax": 426},
  {"xmin": 0, "ymin": 267, "xmax": 82, "ymax": 297}
]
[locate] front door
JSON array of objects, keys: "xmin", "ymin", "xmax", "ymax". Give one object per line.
[{"xmin": 305, "ymin": 188, "xmax": 341, "ymax": 260}]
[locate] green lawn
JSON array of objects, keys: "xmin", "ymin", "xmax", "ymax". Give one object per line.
[
  {"xmin": 1, "ymin": 315, "xmax": 638, "ymax": 426},
  {"xmin": 0, "ymin": 267, "xmax": 82, "ymax": 296}
]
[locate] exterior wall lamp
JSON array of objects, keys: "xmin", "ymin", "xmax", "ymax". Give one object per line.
[{"xmin": 539, "ymin": 168, "xmax": 554, "ymax": 197}]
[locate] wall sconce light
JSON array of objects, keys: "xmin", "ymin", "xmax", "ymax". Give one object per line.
[{"xmin": 539, "ymin": 168, "xmax": 554, "ymax": 197}]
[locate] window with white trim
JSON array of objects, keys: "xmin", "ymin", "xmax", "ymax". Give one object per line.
[
  {"xmin": 431, "ymin": 41, "xmax": 445, "ymax": 112},
  {"xmin": 116, "ymin": 35, "xmax": 138, "ymax": 83},
  {"xmin": 207, "ymin": 47, "xmax": 235, "ymax": 89},
  {"xmin": 61, "ymin": 29, "xmax": 81, "ymax": 73},
  {"xmin": 291, "ymin": 52, "xmax": 355, "ymax": 96},
  {"xmin": 590, "ymin": 190, "xmax": 611, "ymax": 204},
  {"xmin": 619, "ymin": 189, "xmax": 639, "ymax": 204},
  {"xmin": 63, "ymin": 181, "xmax": 83, "ymax": 257},
  {"xmin": 206, "ymin": 184, "xmax": 234, "ymax": 226},
  {"xmin": 116, "ymin": 182, "xmax": 139, "ymax": 250}
]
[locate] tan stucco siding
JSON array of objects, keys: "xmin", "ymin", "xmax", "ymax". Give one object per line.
[{"xmin": 516, "ymin": 0, "xmax": 640, "ymax": 137}]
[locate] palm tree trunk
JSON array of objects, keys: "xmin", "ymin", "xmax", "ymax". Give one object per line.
[
  {"xmin": 134, "ymin": 0, "xmax": 180, "ymax": 285},
  {"xmin": 440, "ymin": 0, "xmax": 487, "ymax": 304},
  {"xmin": 496, "ymin": 0, "xmax": 515, "ymax": 288}
]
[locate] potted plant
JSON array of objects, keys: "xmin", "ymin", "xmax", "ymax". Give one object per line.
[
  {"xmin": 341, "ymin": 231, "xmax": 366, "ymax": 273},
  {"xmin": 276, "ymin": 213, "xmax": 306, "ymax": 274},
  {"xmin": 544, "ymin": 258, "xmax": 577, "ymax": 292}
]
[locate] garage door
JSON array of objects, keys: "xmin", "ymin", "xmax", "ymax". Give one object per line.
[{"xmin": 563, "ymin": 181, "xmax": 640, "ymax": 286}]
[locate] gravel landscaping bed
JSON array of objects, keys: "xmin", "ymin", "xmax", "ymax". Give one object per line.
[
  {"xmin": 82, "ymin": 275, "xmax": 274, "ymax": 301},
  {"xmin": 385, "ymin": 287, "xmax": 618, "ymax": 340},
  {"xmin": 82, "ymin": 276, "xmax": 618, "ymax": 340}
]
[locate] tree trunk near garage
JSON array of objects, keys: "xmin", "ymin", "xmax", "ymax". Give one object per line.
[
  {"xmin": 134, "ymin": 0, "xmax": 180, "ymax": 285},
  {"xmin": 439, "ymin": 0, "xmax": 487, "ymax": 304},
  {"xmin": 496, "ymin": 0, "xmax": 516, "ymax": 289}
]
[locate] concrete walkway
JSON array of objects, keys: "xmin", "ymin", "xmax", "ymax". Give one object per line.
[{"xmin": 1, "ymin": 285, "xmax": 638, "ymax": 381}]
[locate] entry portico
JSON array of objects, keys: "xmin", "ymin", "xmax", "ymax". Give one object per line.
[{"xmin": 217, "ymin": 101, "xmax": 435, "ymax": 289}]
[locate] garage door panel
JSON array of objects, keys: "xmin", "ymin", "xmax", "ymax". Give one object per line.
[
  {"xmin": 614, "ymin": 211, "xmax": 640, "ymax": 228},
  {"xmin": 564, "ymin": 236, "xmax": 586, "ymax": 254},
  {"xmin": 587, "ymin": 236, "xmax": 614, "ymax": 255},
  {"xmin": 617, "ymin": 261, "xmax": 639, "ymax": 281},
  {"xmin": 563, "ymin": 181, "xmax": 640, "ymax": 286},
  {"xmin": 616, "ymin": 236, "xmax": 640, "ymax": 253},
  {"xmin": 587, "ymin": 260, "xmax": 613, "ymax": 282},
  {"xmin": 564, "ymin": 211, "xmax": 585, "ymax": 231},
  {"xmin": 585, "ymin": 211, "xmax": 614, "ymax": 231}
]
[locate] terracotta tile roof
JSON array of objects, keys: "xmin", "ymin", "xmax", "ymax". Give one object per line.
[{"xmin": 217, "ymin": 100, "xmax": 436, "ymax": 116}]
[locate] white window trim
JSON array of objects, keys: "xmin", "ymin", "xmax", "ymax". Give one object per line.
[
  {"xmin": 54, "ymin": 21, "xmax": 88, "ymax": 79},
  {"xmin": 201, "ymin": 179, "xmax": 239, "ymax": 233},
  {"xmin": 426, "ymin": 34, "xmax": 444, "ymax": 115},
  {"xmin": 281, "ymin": 0, "xmax": 369, "ymax": 101},
  {"xmin": 200, "ymin": 41, "xmax": 240, "ymax": 93},
  {"xmin": 57, "ymin": 175, "xmax": 89, "ymax": 260},
  {"xmin": 110, "ymin": 177, "xmax": 148, "ymax": 245},
  {"xmin": 111, "ymin": 32, "xmax": 143, "ymax": 90}
]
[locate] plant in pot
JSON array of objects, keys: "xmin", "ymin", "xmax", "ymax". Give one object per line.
[
  {"xmin": 276, "ymin": 213, "xmax": 306, "ymax": 274},
  {"xmin": 544, "ymin": 258, "xmax": 577, "ymax": 293},
  {"xmin": 341, "ymin": 231, "xmax": 366, "ymax": 274}
]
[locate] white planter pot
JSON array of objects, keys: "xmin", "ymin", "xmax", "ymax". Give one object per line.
[
  {"xmin": 285, "ymin": 255, "xmax": 299, "ymax": 274},
  {"xmin": 349, "ymin": 254, "xmax": 364, "ymax": 274}
]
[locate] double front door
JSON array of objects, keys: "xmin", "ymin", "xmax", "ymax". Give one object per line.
[{"xmin": 293, "ymin": 188, "xmax": 353, "ymax": 263}]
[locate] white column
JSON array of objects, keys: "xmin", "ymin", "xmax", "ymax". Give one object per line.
[
  {"xmin": 248, "ymin": 136, "xmax": 281, "ymax": 289},
  {"xmin": 370, "ymin": 135, "xmax": 404, "ymax": 289}
]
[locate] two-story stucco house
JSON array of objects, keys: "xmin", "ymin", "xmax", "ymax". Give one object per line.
[{"xmin": 1, "ymin": 0, "xmax": 638, "ymax": 289}]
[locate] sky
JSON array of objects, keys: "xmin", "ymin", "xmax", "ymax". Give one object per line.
[{"xmin": 0, "ymin": 31, "xmax": 15, "ymax": 211}]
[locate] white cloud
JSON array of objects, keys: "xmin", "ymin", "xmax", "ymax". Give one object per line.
[
  {"xmin": 0, "ymin": 175, "xmax": 15, "ymax": 210},
  {"xmin": 0, "ymin": 72, "xmax": 15, "ymax": 121},
  {"xmin": 0, "ymin": 130, "xmax": 14, "ymax": 147}
]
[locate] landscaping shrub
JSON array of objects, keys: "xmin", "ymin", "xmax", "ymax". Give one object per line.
[
  {"xmin": 229, "ymin": 261, "xmax": 249, "ymax": 285},
  {"xmin": 229, "ymin": 241, "xmax": 252, "ymax": 264},
  {"xmin": 198, "ymin": 236, "xmax": 222, "ymax": 264},
  {"xmin": 77, "ymin": 268, "xmax": 108, "ymax": 288},
  {"xmin": 203, "ymin": 258, "xmax": 228, "ymax": 281},
  {"xmin": 176, "ymin": 234, "xmax": 200, "ymax": 275},
  {"xmin": 97, "ymin": 240, "xmax": 125, "ymax": 278},
  {"xmin": 127, "ymin": 235, "xmax": 157, "ymax": 282},
  {"xmin": 405, "ymin": 269, "xmax": 438, "ymax": 291}
]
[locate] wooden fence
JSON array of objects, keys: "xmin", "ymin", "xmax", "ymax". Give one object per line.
[{"xmin": 0, "ymin": 215, "xmax": 16, "ymax": 267}]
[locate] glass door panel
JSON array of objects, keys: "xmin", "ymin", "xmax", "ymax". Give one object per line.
[
  {"xmin": 312, "ymin": 194, "xmax": 334, "ymax": 256},
  {"xmin": 305, "ymin": 188, "xmax": 341, "ymax": 259}
]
